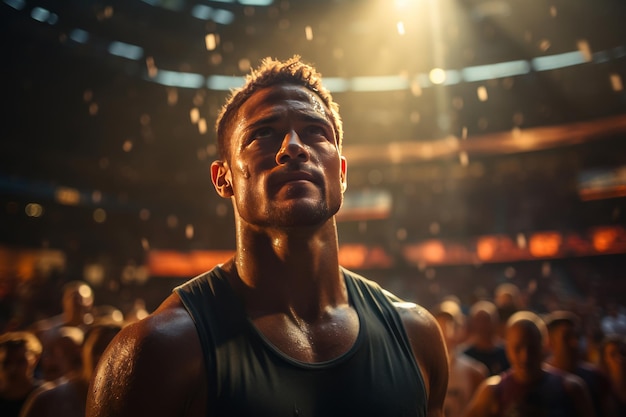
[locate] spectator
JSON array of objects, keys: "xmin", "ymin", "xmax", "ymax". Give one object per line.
[
  {"xmin": 545, "ymin": 310, "xmax": 612, "ymax": 417},
  {"xmin": 463, "ymin": 300, "xmax": 510, "ymax": 376},
  {"xmin": 464, "ymin": 311, "xmax": 596, "ymax": 417},
  {"xmin": 599, "ymin": 334, "xmax": 626, "ymax": 417},
  {"xmin": 433, "ymin": 300, "xmax": 488, "ymax": 417},
  {"xmin": 0, "ymin": 332, "xmax": 42, "ymax": 417},
  {"xmin": 19, "ymin": 322, "xmax": 123, "ymax": 417}
]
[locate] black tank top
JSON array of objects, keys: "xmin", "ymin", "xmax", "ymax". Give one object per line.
[{"xmin": 175, "ymin": 266, "xmax": 427, "ymax": 417}]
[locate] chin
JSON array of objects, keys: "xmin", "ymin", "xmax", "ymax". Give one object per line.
[{"xmin": 274, "ymin": 201, "xmax": 336, "ymax": 227}]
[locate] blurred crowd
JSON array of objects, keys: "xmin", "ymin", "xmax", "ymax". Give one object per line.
[
  {"xmin": 1, "ymin": 277, "xmax": 625, "ymax": 417},
  {"xmin": 432, "ymin": 283, "xmax": 626, "ymax": 417},
  {"xmin": 0, "ymin": 280, "xmax": 148, "ymax": 417}
]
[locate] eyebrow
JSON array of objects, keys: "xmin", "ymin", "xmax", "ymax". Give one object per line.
[{"xmin": 245, "ymin": 111, "xmax": 333, "ymax": 133}]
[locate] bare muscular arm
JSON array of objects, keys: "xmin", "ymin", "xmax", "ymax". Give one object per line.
[
  {"xmin": 85, "ymin": 294, "xmax": 207, "ymax": 417},
  {"xmin": 395, "ymin": 301, "xmax": 449, "ymax": 417}
]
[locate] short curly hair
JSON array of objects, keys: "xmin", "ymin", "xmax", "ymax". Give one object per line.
[{"xmin": 215, "ymin": 55, "xmax": 343, "ymax": 160}]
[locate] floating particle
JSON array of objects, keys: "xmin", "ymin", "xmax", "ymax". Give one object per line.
[
  {"xmin": 139, "ymin": 209, "xmax": 150, "ymax": 221},
  {"xmin": 167, "ymin": 215, "xmax": 178, "ymax": 228},
  {"xmin": 25, "ymin": 203, "xmax": 43, "ymax": 217},
  {"xmin": 198, "ymin": 118, "xmax": 207, "ymax": 134},
  {"xmin": 93, "ymin": 208, "xmax": 106, "ymax": 223},
  {"xmin": 205, "ymin": 33, "xmax": 218, "ymax": 51},
  {"xmin": 610, "ymin": 73, "xmax": 623, "ymax": 91},
  {"xmin": 477, "ymin": 85, "xmax": 488, "ymax": 101},
  {"xmin": 577, "ymin": 39, "xmax": 592, "ymax": 62},
  {"xmin": 539, "ymin": 39, "xmax": 551, "ymax": 51},
  {"xmin": 190, "ymin": 108, "xmax": 200, "ymax": 123},
  {"xmin": 459, "ymin": 151, "xmax": 469, "ymax": 167}
]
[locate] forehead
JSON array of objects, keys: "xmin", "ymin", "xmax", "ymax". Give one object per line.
[
  {"xmin": 507, "ymin": 322, "xmax": 541, "ymax": 343},
  {"xmin": 237, "ymin": 84, "xmax": 331, "ymax": 124}
]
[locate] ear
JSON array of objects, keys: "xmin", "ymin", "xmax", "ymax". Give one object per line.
[
  {"xmin": 211, "ymin": 160, "xmax": 233, "ymax": 198},
  {"xmin": 340, "ymin": 156, "xmax": 347, "ymax": 193}
]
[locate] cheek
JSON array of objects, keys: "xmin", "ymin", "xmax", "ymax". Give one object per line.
[
  {"xmin": 241, "ymin": 165, "xmax": 251, "ymax": 180},
  {"xmin": 232, "ymin": 159, "xmax": 251, "ymax": 182}
]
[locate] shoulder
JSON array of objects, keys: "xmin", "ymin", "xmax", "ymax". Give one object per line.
[
  {"xmin": 20, "ymin": 383, "xmax": 55, "ymax": 417},
  {"xmin": 104, "ymin": 294, "xmax": 198, "ymax": 358},
  {"xmin": 561, "ymin": 370, "xmax": 589, "ymax": 393},
  {"xmin": 458, "ymin": 354, "xmax": 490, "ymax": 378},
  {"xmin": 392, "ymin": 299, "xmax": 442, "ymax": 342},
  {"xmin": 86, "ymin": 293, "xmax": 207, "ymax": 417},
  {"xmin": 464, "ymin": 376, "xmax": 501, "ymax": 417},
  {"xmin": 384, "ymin": 290, "xmax": 449, "ymax": 416},
  {"xmin": 20, "ymin": 380, "xmax": 72, "ymax": 417}
]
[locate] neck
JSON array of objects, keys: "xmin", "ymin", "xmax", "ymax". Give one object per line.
[{"xmin": 227, "ymin": 217, "xmax": 345, "ymax": 320}]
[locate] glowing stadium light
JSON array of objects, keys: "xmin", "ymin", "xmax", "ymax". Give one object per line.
[
  {"xmin": 212, "ymin": 9, "xmax": 235, "ymax": 24},
  {"xmin": 351, "ymin": 75, "xmax": 409, "ymax": 92},
  {"xmin": 206, "ymin": 75, "xmax": 244, "ymax": 90},
  {"xmin": 30, "ymin": 7, "xmax": 57, "ymax": 24},
  {"xmin": 191, "ymin": 4, "xmax": 212, "ymax": 20},
  {"xmin": 69, "ymin": 28, "xmax": 90, "ymax": 44},
  {"xmin": 238, "ymin": 0, "xmax": 273, "ymax": 5},
  {"xmin": 429, "ymin": 68, "xmax": 446, "ymax": 85},
  {"xmin": 322, "ymin": 77, "xmax": 350, "ymax": 93},
  {"xmin": 462, "ymin": 60, "xmax": 531, "ymax": 82},
  {"xmin": 532, "ymin": 51, "xmax": 587, "ymax": 71},
  {"xmin": 153, "ymin": 70, "xmax": 205, "ymax": 88},
  {"xmin": 4, "ymin": 0, "xmax": 25, "ymax": 10},
  {"xmin": 108, "ymin": 41, "xmax": 144, "ymax": 60}
]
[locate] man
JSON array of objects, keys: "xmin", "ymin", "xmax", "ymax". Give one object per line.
[
  {"xmin": 545, "ymin": 310, "xmax": 612, "ymax": 417},
  {"xmin": 86, "ymin": 56, "xmax": 448, "ymax": 417},
  {"xmin": 462, "ymin": 301, "xmax": 509, "ymax": 376},
  {"xmin": 31, "ymin": 281, "xmax": 95, "ymax": 335},
  {"xmin": 20, "ymin": 322, "xmax": 123, "ymax": 417},
  {"xmin": 432, "ymin": 300, "xmax": 488, "ymax": 417},
  {"xmin": 463, "ymin": 311, "xmax": 596, "ymax": 417},
  {"xmin": 0, "ymin": 332, "xmax": 42, "ymax": 417},
  {"xmin": 599, "ymin": 334, "xmax": 626, "ymax": 416}
]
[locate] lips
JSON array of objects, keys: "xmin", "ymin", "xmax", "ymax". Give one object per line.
[{"xmin": 269, "ymin": 169, "xmax": 320, "ymax": 188}]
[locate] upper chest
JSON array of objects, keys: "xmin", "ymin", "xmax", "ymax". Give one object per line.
[{"xmin": 250, "ymin": 305, "xmax": 360, "ymax": 363}]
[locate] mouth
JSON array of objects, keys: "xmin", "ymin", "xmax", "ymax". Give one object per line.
[{"xmin": 271, "ymin": 169, "xmax": 319, "ymax": 188}]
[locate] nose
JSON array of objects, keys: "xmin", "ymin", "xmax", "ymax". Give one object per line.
[{"xmin": 276, "ymin": 130, "xmax": 309, "ymax": 165}]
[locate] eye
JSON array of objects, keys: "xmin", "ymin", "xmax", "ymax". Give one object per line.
[
  {"xmin": 253, "ymin": 127, "xmax": 275, "ymax": 139},
  {"xmin": 305, "ymin": 125, "xmax": 328, "ymax": 137}
]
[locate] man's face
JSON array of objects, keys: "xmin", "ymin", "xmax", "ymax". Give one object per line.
[
  {"xmin": 603, "ymin": 341, "xmax": 626, "ymax": 374},
  {"xmin": 214, "ymin": 84, "xmax": 346, "ymax": 228},
  {"xmin": 472, "ymin": 310, "xmax": 494, "ymax": 338},
  {"xmin": 549, "ymin": 322, "xmax": 579, "ymax": 361},
  {"xmin": 506, "ymin": 322, "xmax": 543, "ymax": 382}
]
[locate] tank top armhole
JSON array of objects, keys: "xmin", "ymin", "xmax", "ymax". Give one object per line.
[{"xmin": 341, "ymin": 267, "xmax": 428, "ymax": 410}]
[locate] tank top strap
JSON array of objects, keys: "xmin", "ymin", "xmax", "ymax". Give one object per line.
[{"xmin": 174, "ymin": 267, "xmax": 245, "ymax": 399}]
